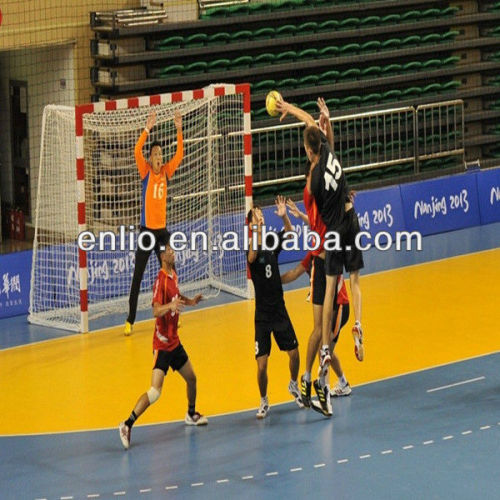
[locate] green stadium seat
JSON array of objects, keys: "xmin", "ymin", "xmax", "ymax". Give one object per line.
[
  {"xmin": 318, "ymin": 46, "xmax": 339, "ymax": 58},
  {"xmin": 230, "ymin": 30, "xmax": 252, "ymax": 43},
  {"xmin": 228, "ymin": 4, "xmax": 249, "ymax": 16},
  {"xmin": 361, "ymin": 66, "xmax": 381, "ymax": 77},
  {"xmin": 249, "ymin": 2, "xmax": 272, "ymax": 14},
  {"xmin": 253, "ymin": 27, "xmax": 275, "ymax": 40},
  {"xmin": 422, "ymin": 33, "xmax": 441, "ymax": 44},
  {"xmin": 318, "ymin": 70, "xmax": 340, "ymax": 85},
  {"xmin": 441, "ymin": 30, "xmax": 459, "ymax": 43},
  {"xmin": 184, "ymin": 61, "xmax": 207, "ymax": 74},
  {"xmin": 340, "ymin": 68, "xmax": 361, "ymax": 80},
  {"xmin": 401, "ymin": 35, "xmax": 421, "ymax": 47},
  {"xmin": 442, "ymin": 6, "xmax": 460, "ymax": 16},
  {"xmin": 156, "ymin": 36, "xmax": 183, "ymax": 50},
  {"xmin": 442, "ymin": 56, "xmax": 460, "ymax": 66},
  {"xmin": 403, "ymin": 61, "xmax": 423, "ymax": 72},
  {"xmin": 361, "ymin": 40, "xmax": 381, "ymax": 52},
  {"xmin": 302, "ymin": 100, "xmax": 318, "ymax": 112},
  {"xmin": 360, "ymin": 16, "xmax": 381, "ymax": 27},
  {"xmin": 200, "ymin": 7, "xmax": 228, "ymax": 19},
  {"xmin": 361, "ymin": 168, "xmax": 383, "ymax": 181},
  {"xmin": 401, "ymin": 11, "xmax": 420, "ymax": 22},
  {"xmin": 297, "ymin": 75, "xmax": 319, "ymax": 87},
  {"xmin": 339, "ymin": 17, "xmax": 359, "ymax": 30},
  {"xmin": 206, "ymin": 32, "xmax": 230, "ymax": 45},
  {"xmin": 361, "ymin": 93, "xmax": 382, "ymax": 104},
  {"xmin": 401, "ymin": 86, "xmax": 422, "ymax": 97},
  {"xmin": 340, "ymin": 95, "xmax": 362, "ymax": 107},
  {"xmin": 339, "ymin": 43, "xmax": 360, "ymax": 55},
  {"xmin": 345, "ymin": 171, "xmax": 363, "ymax": 184},
  {"xmin": 232, "ymin": 56, "xmax": 252, "ymax": 68},
  {"xmin": 252, "ymin": 80, "xmax": 276, "ymax": 93},
  {"xmin": 298, "ymin": 48, "xmax": 318, "ymax": 60},
  {"xmin": 325, "ymin": 97, "xmax": 340, "ymax": 108},
  {"xmin": 421, "ymin": 8, "xmax": 440, "ymax": 18},
  {"xmin": 275, "ymin": 25, "xmax": 297, "ymax": 38},
  {"xmin": 381, "ymin": 14, "xmax": 401, "ymax": 24},
  {"xmin": 422, "ymin": 59, "xmax": 442, "ymax": 70},
  {"xmin": 207, "ymin": 59, "xmax": 230, "ymax": 71},
  {"xmin": 276, "ymin": 51, "xmax": 297, "ymax": 63},
  {"xmin": 297, "ymin": 22, "xmax": 318, "ymax": 35},
  {"xmin": 381, "ymin": 38, "xmax": 401, "ymax": 50},
  {"xmin": 156, "ymin": 64, "xmax": 184, "ymax": 78},
  {"xmin": 184, "ymin": 33, "xmax": 208, "ymax": 47},
  {"xmin": 381, "ymin": 63, "xmax": 402, "ymax": 75},
  {"xmin": 382, "ymin": 89, "xmax": 402, "ymax": 101},
  {"xmin": 318, "ymin": 20, "xmax": 339, "ymax": 32},
  {"xmin": 253, "ymin": 53, "xmax": 276, "ymax": 66},
  {"xmin": 277, "ymin": 78, "xmax": 298, "ymax": 89},
  {"xmin": 440, "ymin": 80, "xmax": 461, "ymax": 92}
]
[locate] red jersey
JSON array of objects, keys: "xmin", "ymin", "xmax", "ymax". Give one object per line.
[
  {"xmin": 152, "ymin": 268, "xmax": 180, "ymax": 351},
  {"xmin": 301, "ymin": 251, "xmax": 349, "ymax": 306},
  {"xmin": 303, "ymin": 187, "xmax": 326, "ymax": 256}
]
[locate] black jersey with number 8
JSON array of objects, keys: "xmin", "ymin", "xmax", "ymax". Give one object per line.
[{"xmin": 248, "ymin": 231, "xmax": 286, "ymax": 319}]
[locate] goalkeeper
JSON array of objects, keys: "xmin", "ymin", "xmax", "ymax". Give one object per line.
[{"xmin": 124, "ymin": 110, "xmax": 183, "ymax": 336}]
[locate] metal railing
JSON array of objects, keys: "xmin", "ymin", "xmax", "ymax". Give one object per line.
[{"xmin": 251, "ymin": 100, "xmax": 465, "ymax": 188}]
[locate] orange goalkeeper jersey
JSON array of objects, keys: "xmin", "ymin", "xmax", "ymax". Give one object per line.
[{"xmin": 135, "ymin": 129, "xmax": 183, "ymax": 229}]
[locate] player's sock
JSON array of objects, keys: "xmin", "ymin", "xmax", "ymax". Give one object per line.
[
  {"xmin": 188, "ymin": 404, "xmax": 196, "ymax": 417},
  {"xmin": 125, "ymin": 410, "xmax": 137, "ymax": 428},
  {"xmin": 339, "ymin": 374, "xmax": 347, "ymax": 387},
  {"xmin": 304, "ymin": 371, "xmax": 311, "ymax": 383}
]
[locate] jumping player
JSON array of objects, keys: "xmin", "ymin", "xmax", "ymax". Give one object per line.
[
  {"xmin": 119, "ymin": 244, "xmax": 206, "ymax": 450},
  {"xmin": 124, "ymin": 110, "xmax": 183, "ymax": 336},
  {"xmin": 275, "ymin": 96, "xmax": 365, "ymax": 375},
  {"xmin": 247, "ymin": 196, "xmax": 303, "ymax": 419}
]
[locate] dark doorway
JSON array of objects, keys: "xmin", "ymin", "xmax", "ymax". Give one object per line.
[{"xmin": 10, "ymin": 80, "xmax": 30, "ymax": 217}]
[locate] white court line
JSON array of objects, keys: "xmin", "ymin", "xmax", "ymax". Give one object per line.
[
  {"xmin": 381, "ymin": 450, "xmax": 393, "ymax": 455},
  {"xmin": 443, "ymin": 435, "xmax": 454, "ymax": 440},
  {"xmin": 403, "ymin": 445, "xmax": 414, "ymax": 450},
  {"xmin": 314, "ymin": 463, "xmax": 326, "ymax": 468},
  {"xmin": 242, "ymin": 475, "xmax": 253, "ymax": 480},
  {"xmin": 423, "ymin": 440, "xmax": 434, "ymax": 445},
  {"xmin": 266, "ymin": 472, "xmax": 278, "ymax": 476},
  {"xmin": 87, "ymin": 495, "xmax": 100, "ymax": 499},
  {"xmin": 216, "ymin": 479, "xmax": 229, "ymax": 484},
  {"xmin": 337, "ymin": 459, "xmax": 349, "ymax": 464},
  {"xmin": 191, "ymin": 483, "xmax": 204, "ymax": 487},
  {"xmin": 60, "ymin": 497, "xmax": 74, "ymax": 500},
  {"xmin": 360, "ymin": 454, "xmax": 371, "ymax": 459},
  {"xmin": 290, "ymin": 467, "xmax": 302, "ymax": 472},
  {"xmin": 113, "ymin": 493, "xmax": 126, "ymax": 497},
  {"xmin": 426, "ymin": 376, "xmax": 485, "ymax": 393},
  {"xmin": 461, "ymin": 430, "xmax": 472, "ymax": 435},
  {"xmin": 140, "ymin": 488, "xmax": 151, "ymax": 493},
  {"xmin": 480, "ymin": 425, "xmax": 491, "ymax": 430},
  {"xmin": 165, "ymin": 486, "xmax": 178, "ymax": 490}
]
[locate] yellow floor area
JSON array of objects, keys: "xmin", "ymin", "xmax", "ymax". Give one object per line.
[{"xmin": 1, "ymin": 249, "xmax": 499, "ymax": 435}]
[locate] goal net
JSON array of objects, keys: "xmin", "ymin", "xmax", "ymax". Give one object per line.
[{"xmin": 29, "ymin": 84, "xmax": 252, "ymax": 332}]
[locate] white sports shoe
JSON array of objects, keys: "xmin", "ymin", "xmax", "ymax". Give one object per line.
[
  {"xmin": 288, "ymin": 380, "xmax": 304, "ymax": 408},
  {"xmin": 185, "ymin": 412, "xmax": 208, "ymax": 426},
  {"xmin": 119, "ymin": 422, "xmax": 131, "ymax": 450},
  {"xmin": 256, "ymin": 399, "xmax": 270, "ymax": 419},
  {"xmin": 331, "ymin": 381, "xmax": 352, "ymax": 397}
]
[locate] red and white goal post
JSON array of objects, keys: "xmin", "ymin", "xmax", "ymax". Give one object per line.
[{"xmin": 29, "ymin": 83, "xmax": 253, "ymax": 333}]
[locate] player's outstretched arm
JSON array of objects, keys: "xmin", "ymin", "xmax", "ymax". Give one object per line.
[
  {"xmin": 153, "ymin": 297, "xmax": 184, "ymax": 317},
  {"xmin": 317, "ymin": 97, "xmax": 334, "ymax": 150},
  {"xmin": 286, "ymin": 198, "xmax": 309, "ymax": 225},
  {"xmin": 275, "ymin": 195, "xmax": 293, "ymax": 233},
  {"xmin": 180, "ymin": 294, "xmax": 203, "ymax": 306},
  {"xmin": 281, "ymin": 263, "xmax": 306, "ymax": 284},
  {"xmin": 135, "ymin": 111, "xmax": 157, "ymax": 178},
  {"xmin": 276, "ymin": 96, "xmax": 316, "ymax": 128},
  {"xmin": 247, "ymin": 208, "xmax": 262, "ymax": 264},
  {"xmin": 165, "ymin": 110, "xmax": 184, "ymax": 179}
]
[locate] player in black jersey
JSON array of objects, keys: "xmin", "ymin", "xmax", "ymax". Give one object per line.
[
  {"xmin": 247, "ymin": 196, "xmax": 303, "ymax": 419},
  {"xmin": 276, "ymin": 96, "xmax": 365, "ymax": 376}
]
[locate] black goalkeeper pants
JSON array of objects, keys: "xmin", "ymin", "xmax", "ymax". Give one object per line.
[{"xmin": 126, "ymin": 227, "xmax": 171, "ymax": 325}]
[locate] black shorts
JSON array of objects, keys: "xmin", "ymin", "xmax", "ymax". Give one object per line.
[
  {"xmin": 325, "ymin": 208, "xmax": 364, "ymax": 276},
  {"xmin": 153, "ymin": 343, "xmax": 188, "ymax": 374},
  {"xmin": 255, "ymin": 308, "xmax": 298, "ymax": 358},
  {"xmin": 311, "ymin": 256, "xmax": 326, "ymax": 306},
  {"xmin": 331, "ymin": 303, "xmax": 350, "ymax": 348}
]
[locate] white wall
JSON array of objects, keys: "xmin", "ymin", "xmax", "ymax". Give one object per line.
[{"xmin": 0, "ymin": 43, "xmax": 75, "ymax": 222}]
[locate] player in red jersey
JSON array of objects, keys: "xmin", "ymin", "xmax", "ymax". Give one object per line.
[{"xmin": 119, "ymin": 244, "xmax": 206, "ymax": 450}]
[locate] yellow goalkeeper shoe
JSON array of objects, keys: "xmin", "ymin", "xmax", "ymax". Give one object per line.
[{"xmin": 124, "ymin": 321, "xmax": 133, "ymax": 336}]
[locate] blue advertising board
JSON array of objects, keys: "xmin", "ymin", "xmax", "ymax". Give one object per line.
[
  {"xmin": 400, "ymin": 173, "xmax": 481, "ymax": 236},
  {"xmin": 0, "ymin": 250, "xmax": 32, "ymax": 318},
  {"xmin": 476, "ymin": 167, "xmax": 500, "ymax": 225}
]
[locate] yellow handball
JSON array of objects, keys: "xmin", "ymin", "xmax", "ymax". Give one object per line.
[{"xmin": 265, "ymin": 90, "xmax": 282, "ymax": 117}]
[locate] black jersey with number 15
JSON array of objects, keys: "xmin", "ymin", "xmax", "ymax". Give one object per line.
[
  {"xmin": 248, "ymin": 231, "xmax": 286, "ymax": 318},
  {"xmin": 310, "ymin": 133, "xmax": 348, "ymax": 231}
]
